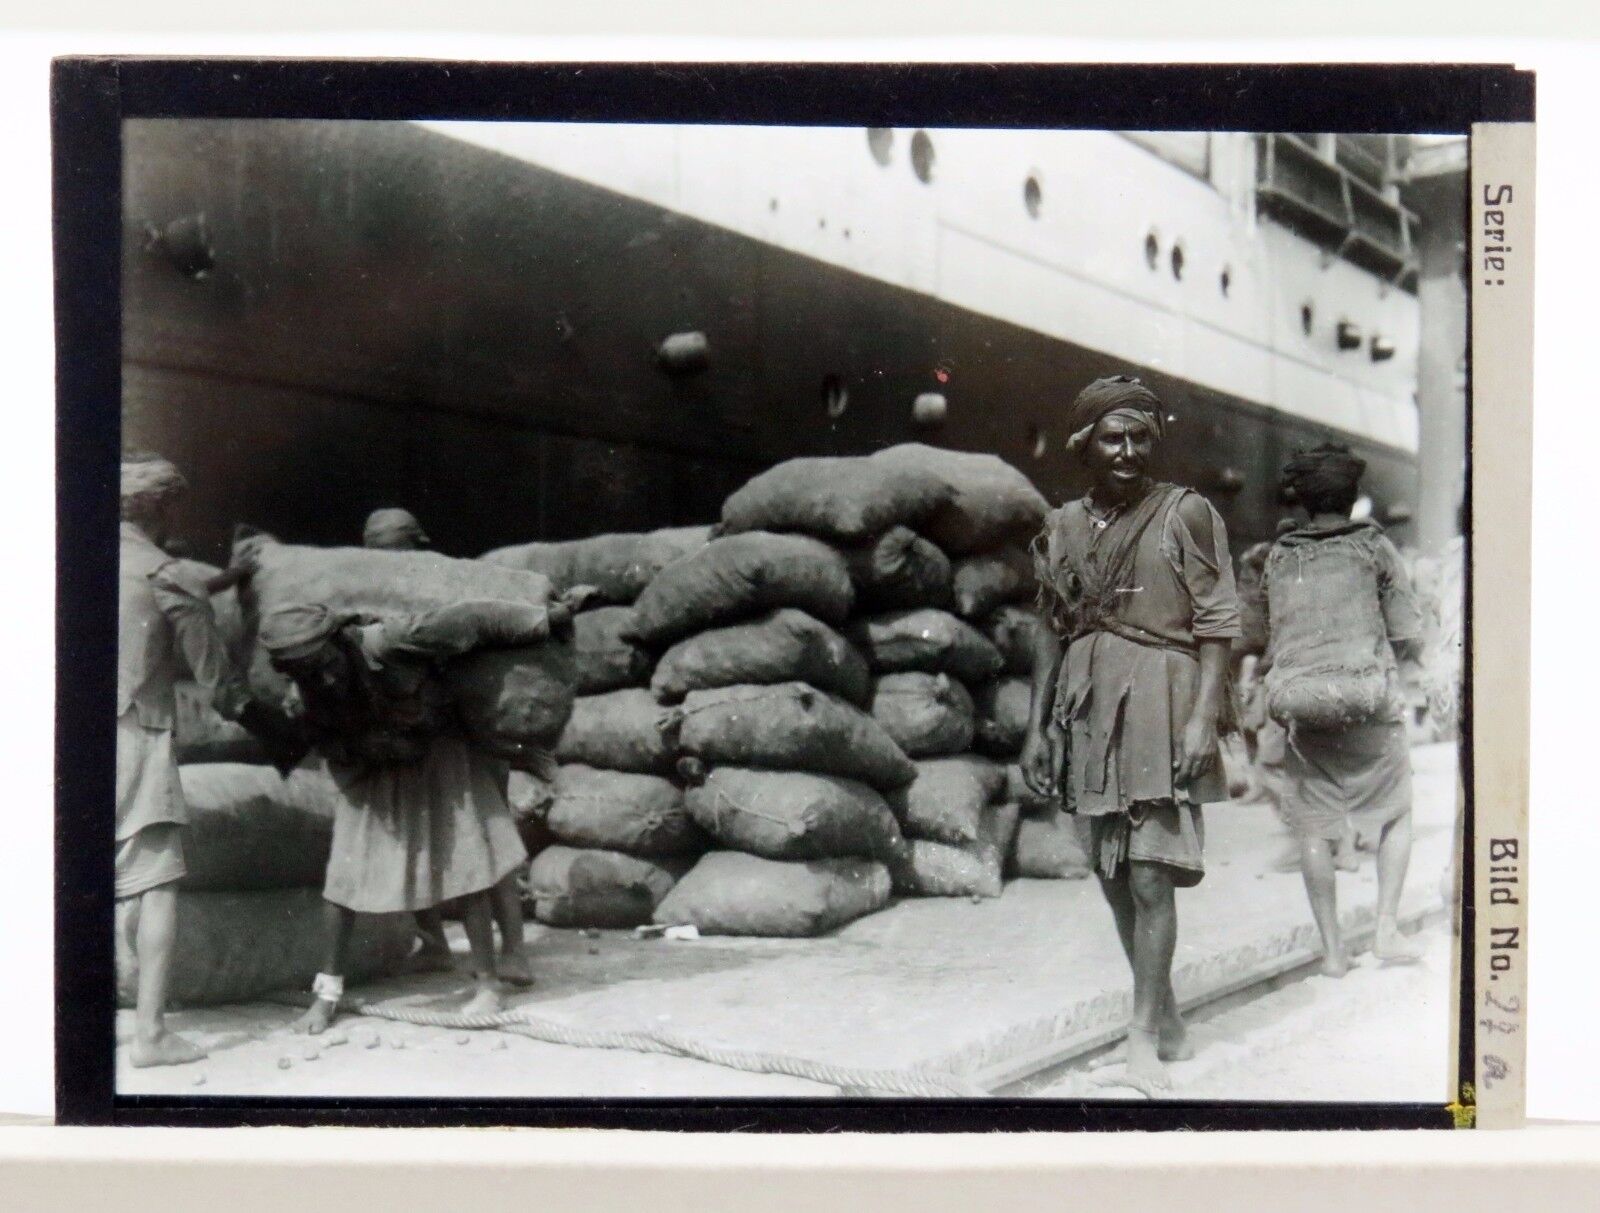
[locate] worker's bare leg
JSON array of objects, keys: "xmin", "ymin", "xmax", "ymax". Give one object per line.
[
  {"xmin": 1373, "ymin": 810, "xmax": 1422, "ymax": 963},
  {"xmin": 1094, "ymin": 870, "xmax": 1190, "ymax": 1064},
  {"xmin": 295, "ymin": 901, "xmax": 354, "ymax": 1035},
  {"xmin": 127, "ymin": 885, "xmax": 207, "ymax": 1067},
  {"xmin": 491, "ymin": 873, "xmax": 533, "ymax": 988},
  {"xmin": 1119, "ymin": 861, "xmax": 1179, "ymax": 1094},
  {"xmin": 411, "ymin": 906, "xmax": 454, "ymax": 972},
  {"xmin": 458, "ymin": 890, "xmax": 504, "ymax": 1016},
  {"xmin": 1299, "ymin": 835, "xmax": 1351, "ymax": 977}
]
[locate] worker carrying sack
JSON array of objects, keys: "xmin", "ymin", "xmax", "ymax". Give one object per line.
[
  {"xmin": 888, "ymin": 802, "xmax": 1021, "ymax": 899},
  {"xmin": 555, "ymin": 688, "xmax": 680, "ymax": 775},
  {"xmin": 888, "ymin": 755, "xmax": 1006, "ymax": 846},
  {"xmin": 628, "ymin": 532, "xmax": 855, "ymax": 647},
  {"xmin": 653, "ymin": 851, "xmax": 892, "ymax": 937},
  {"xmin": 682, "ymin": 766, "xmax": 905, "ymax": 862},
  {"xmin": 650, "ymin": 608, "xmax": 870, "ymax": 706},
  {"xmin": 841, "ymin": 526, "xmax": 953, "ymax": 612},
  {"xmin": 543, "ymin": 765, "xmax": 707, "ymax": 857},
  {"xmin": 869, "ymin": 672, "xmax": 976, "ymax": 759},
  {"xmin": 719, "ymin": 456, "xmax": 951, "ymax": 542},
  {"xmin": 868, "ymin": 444, "xmax": 1048, "ymax": 556},
  {"xmin": 845, "ymin": 608, "xmax": 1005, "ymax": 684},
  {"xmin": 527, "ymin": 846, "xmax": 692, "ymax": 928},
  {"xmin": 1263, "ymin": 522, "xmax": 1406, "ymax": 730},
  {"xmin": 480, "ymin": 527, "xmax": 711, "ymax": 605},
  {"xmin": 675, "ymin": 682, "xmax": 916, "ymax": 792}
]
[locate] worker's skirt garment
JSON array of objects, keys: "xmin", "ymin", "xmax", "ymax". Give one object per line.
[
  {"xmin": 322, "ymin": 736, "xmax": 527, "ymax": 914},
  {"xmin": 1279, "ymin": 720, "xmax": 1412, "ymax": 846},
  {"xmin": 1058, "ymin": 632, "xmax": 1226, "ymax": 889},
  {"xmin": 115, "ymin": 710, "xmax": 188, "ymax": 899}
]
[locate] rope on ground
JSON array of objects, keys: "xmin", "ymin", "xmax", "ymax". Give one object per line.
[{"xmin": 265, "ymin": 992, "xmax": 981, "ymax": 1098}]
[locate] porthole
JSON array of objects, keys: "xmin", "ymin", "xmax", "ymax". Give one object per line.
[
  {"xmin": 910, "ymin": 130, "xmax": 936, "ymax": 184},
  {"xmin": 866, "ymin": 127, "xmax": 894, "ymax": 166},
  {"xmin": 1144, "ymin": 231, "xmax": 1160, "ymax": 270},
  {"xmin": 1023, "ymin": 175, "xmax": 1043, "ymax": 218},
  {"xmin": 822, "ymin": 374, "xmax": 849, "ymax": 419},
  {"xmin": 1170, "ymin": 243, "xmax": 1186, "ymax": 281}
]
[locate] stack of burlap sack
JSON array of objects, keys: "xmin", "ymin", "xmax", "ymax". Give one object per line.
[{"xmin": 115, "ymin": 762, "xmax": 415, "ymax": 1008}]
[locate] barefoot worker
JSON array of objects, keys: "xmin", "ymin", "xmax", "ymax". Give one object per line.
[
  {"xmin": 117, "ymin": 453, "xmax": 292, "ymax": 1067},
  {"xmin": 1021, "ymin": 375, "xmax": 1240, "ymax": 1096},
  {"xmin": 1263, "ymin": 444, "xmax": 1425, "ymax": 974},
  {"xmin": 258, "ymin": 595, "xmax": 572, "ymax": 1033}
]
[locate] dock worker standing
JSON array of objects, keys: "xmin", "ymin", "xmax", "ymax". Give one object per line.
[
  {"xmin": 1262, "ymin": 444, "xmax": 1425, "ymax": 975},
  {"xmin": 117, "ymin": 453, "xmax": 293, "ymax": 1067},
  {"xmin": 1020, "ymin": 376, "xmax": 1240, "ymax": 1097},
  {"xmin": 255, "ymin": 593, "xmax": 571, "ymax": 1035}
]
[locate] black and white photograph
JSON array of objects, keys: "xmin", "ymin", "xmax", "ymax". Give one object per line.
[{"xmin": 51, "ymin": 61, "xmax": 1529, "ymax": 1124}]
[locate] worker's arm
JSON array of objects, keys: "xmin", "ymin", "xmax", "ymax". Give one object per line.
[
  {"xmin": 1019, "ymin": 622, "xmax": 1065, "ymax": 797},
  {"xmin": 1175, "ymin": 638, "xmax": 1230, "ymax": 785},
  {"xmin": 150, "ymin": 567, "xmax": 251, "ymax": 720}
]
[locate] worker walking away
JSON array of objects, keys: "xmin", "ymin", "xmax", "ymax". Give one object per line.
[
  {"xmin": 118, "ymin": 453, "xmax": 296, "ymax": 1066},
  {"xmin": 256, "ymin": 594, "xmax": 572, "ymax": 1034},
  {"xmin": 1263, "ymin": 444, "xmax": 1425, "ymax": 976},
  {"xmin": 1020, "ymin": 376, "xmax": 1240, "ymax": 1097}
]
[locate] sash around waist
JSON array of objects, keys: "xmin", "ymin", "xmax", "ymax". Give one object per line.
[{"xmin": 1070, "ymin": 617, "xmax": 1198, "ymax": 659}]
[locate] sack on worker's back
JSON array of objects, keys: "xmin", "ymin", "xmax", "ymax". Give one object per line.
[
  {"xmin": 676, "ymin": 682, "xmax": 915, "ymax": 791},
  {"xmin": 984, "ymin": 604, "xmax": 1042, "ymax": 676},
  {"xmin": 1008, "ymin": 807, "xmax": 1092, "ymax": 880},
  {"xmin": 116, "ymin": 888, "xmax": 412, "ymax": 1008},
  {"xmin": 628, "ymin": 532, "xmax": 854, "ymax": 647},
  {"xmin": 888, "ymin": 802, "xmax": 1020, "ymax": 899},
  {"xmin": 951, "ymin": 546, "xmax": 1035, "ymax": 620},
  {"xmin": 683, "ymin": 767, "xmax": 905, "ymax": 862},
  {"xmin": 869, "ymin": 672, "xmax": 975, "ymax": 759},
  {"xmin": 841, "ymin": 525, "xmax": 954, "ymax": 613},
  {"xmin": 653, "ymin": 851, "xmax": 891, "ymax": 937},
  {"xmin": 572, "ymin": 605, "xmax": 652, "ymax": 694},
  {"xmin": 176, "ymin": 763, "xmax": 337, "ymax": 891},
  {"xmin": 446, "ymin": 637, "xmax": 576, "ymax": 767},
  {"xmin": 239, "ymin": 534, "xmax": 554, "ymax": 620},
  {"xmin": 554, "ymin": 689, "xmax": 679, "ymax": 775},
  {"xmin": 650, "ymin": 608, "xmax": 870, "ymax": 706},
  {"xmin": 888, "ymin": 755, "xmax": 1005, "ymax": 845},
  {"xmin": 527, "ymin": 846, "xmax": 692, "ymax": 928},
  {"xmin": 720, "ymin": 456, "xmax": 951, "ymax": 542},
  {"xmin": 868, "ymin": 444, "xmax": 1048, "ymax": 556},
  {"xmin": 545, "ymin": 764, "xmax": 707, "ymax": 857},
  {"xmin": 844, "ymin": 609, "xmax": 1004, "ymax": 684},
  {"xmin": 480, "ymin": 527, "xmax": 712, "ymax": 604},
  {"xmin": 972, "ymin": 677, "xmax": 1033, "ymax": 758}
]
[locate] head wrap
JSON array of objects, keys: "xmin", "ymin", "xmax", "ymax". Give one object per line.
[
  {"xmin": 363, "ymin": 507, "xmax": 430, "ymax": 550},
  {"xmin": 120, "ymin": 453, "xmax": 187, "ymax": 507},
  {"xmin": 1065, "ymin": 375, "xmax": 1167, "ymax": 455},
  {"xmin": 259, "ymin": 604, "xmax": 347, "ymax": 662},
  {"xmin": 1280, "ymin": 444, "xmax": 1366, "ymax": 506}
]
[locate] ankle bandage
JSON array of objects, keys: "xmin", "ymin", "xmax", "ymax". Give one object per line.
[{"xmin": 312, "ymin": 972, "xmax": 345, "ymax": 1003}]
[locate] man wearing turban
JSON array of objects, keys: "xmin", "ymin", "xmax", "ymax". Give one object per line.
[
  {"xmin": 1021, "ymin": 376, "xmax": 1241, "ymax": 1096},
  {"xmin": 116, "ymin": 453, "xmax": 287, "ymax": 1067},
  {"xmin": 1263, "ymin": 443, "xmax": 1425, "ymax": 973}
]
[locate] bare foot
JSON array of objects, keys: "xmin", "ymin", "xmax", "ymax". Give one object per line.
[
  {"xmin": 1320, "ymin": 950, "xmax": 1353, "ymax": 978},
  {"xmin": 1091, "ymin": 1029, "xmax": 1171, "ymax": 1098},
  {"xmin": 1157, "ymin": 1006, "xmax": 1195, "ymax": 1062},
  {"xmin": 129, "ymin": 1030, "xmax": 207, "ymax": 1068},
  {"xmin": 497, "ymin": 951, "xmax": 534, "ymax": 989},
  {"xmin": 293, "ymin": 997, "xmax": 339, "ymax": 1036},
  {"xmin": 1373, "ymin": 923, "xmax": 1423, "ymax": 965},
  {"xmin": 459, "ymin": 983, "xmax": 505, "ymax": 1018}
]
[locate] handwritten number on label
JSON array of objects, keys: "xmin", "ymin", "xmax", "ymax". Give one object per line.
[{"xmin": 1484, "ymin": 990, "xmax": 1522, "ymax": 1015}]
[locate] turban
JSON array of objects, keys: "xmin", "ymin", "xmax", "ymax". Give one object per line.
[
  {"xmin": 1281, "ymin": 444, "xmax": 1366, "ymax": 504},
  {"xmin": 259, "ymin": 604, "xmax": 348, "ymax": 662},
  {"xmin": 1065, "ymin": 375, "xmax": 1167, "ymax": 455},
  {"xmin": 363, "ymin": 507, "xmax": 430, "ymax": 550},
  {"xmin": 120, "ymin": 454, "xmax": 187, "ymax": 506}
]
